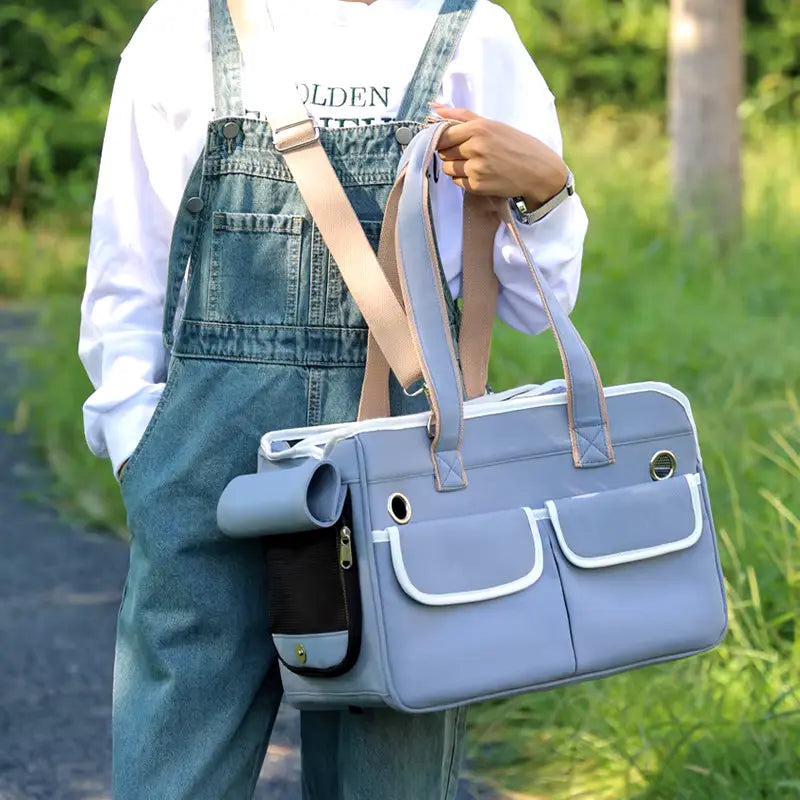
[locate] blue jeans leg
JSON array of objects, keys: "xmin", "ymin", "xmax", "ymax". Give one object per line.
[
  {"xmin": 112, "ymin": 533, "xmax": 283, "ymax": 800},
  {"xmin": 300, "ymin": 706, "xmax": 467, "ymax": 800}
]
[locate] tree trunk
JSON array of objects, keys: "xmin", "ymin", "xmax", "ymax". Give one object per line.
[{"xmin": 669, "ymin": 0, "xmax": 744, "ymax": 247}]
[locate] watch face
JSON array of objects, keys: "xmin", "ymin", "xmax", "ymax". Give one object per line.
[{"xmin": 512, "ymin": 197, "xmax": 529, "ymax": 215}]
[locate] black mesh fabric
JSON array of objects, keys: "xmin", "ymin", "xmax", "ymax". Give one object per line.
[{"xmin": 264, "ymin": 528, "xmax": 348, "ymax": 636}]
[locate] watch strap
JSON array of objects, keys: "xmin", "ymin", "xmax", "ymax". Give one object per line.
[{"xmin": 512, "ymin": 170, "xmax": 574, "ymax": 224}]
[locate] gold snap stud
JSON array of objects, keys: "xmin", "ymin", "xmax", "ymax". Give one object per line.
[{"xmin": 296, "ymin": 644, "xmax": 307, "ymax": 665}]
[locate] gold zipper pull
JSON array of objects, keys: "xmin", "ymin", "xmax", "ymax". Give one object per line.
[{"xmin": 339, "ymin": 526, "xmax": 353, "ymax": 570}]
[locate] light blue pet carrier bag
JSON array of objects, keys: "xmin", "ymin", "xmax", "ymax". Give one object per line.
[{"xmin": 216, "ymin": 118, "xmax": 728, "ymax": 714}]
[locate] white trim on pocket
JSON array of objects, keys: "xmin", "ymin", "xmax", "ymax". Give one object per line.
[
  {"xmin": 380, "ymin": 507, "xmax": 545, "ymax": 607},
  {"xmin": 372, "ymin": 507, "xmax": 550, "ymax": 543},
  {"xmin": 546, "ymin": 473, "xmax": 704, "ymax": 570}
]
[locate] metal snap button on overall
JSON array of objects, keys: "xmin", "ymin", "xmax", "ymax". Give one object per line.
[
  {"xmin": 395, "ymin": 126, "xmax": 413, "ymax": 146},
  {"xmin": 186, "ymin": 196, "xmax": 204, "ymax": 214},
  {"xmin": 222, "ymin": 121, "xmax": 241, "ymax": 140}
]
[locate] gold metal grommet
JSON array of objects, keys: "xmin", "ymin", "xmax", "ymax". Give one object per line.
[
  {"xmin": 650, "ymin": 450, "xmax": 677, "ymax": 481},
  {"xmin": 388, "ymin": 493, "xmax": 412, "ymax": 525},
  {"xmin": 296, "ymin": 644, "xmax": 307, "ymax": 665}
]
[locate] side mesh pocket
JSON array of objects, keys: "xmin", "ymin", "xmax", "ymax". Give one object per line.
[{"xmin": 263, "ymin": 502, "xmax": 361, "ymax": 677}]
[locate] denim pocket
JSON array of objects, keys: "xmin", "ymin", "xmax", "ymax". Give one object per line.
[
  {"xmin": 118, "ymin": 358, "xmax": 184, "ymax": 488},
  {"xmin": 209, "ymin": 212, "xmax": 304, "ymax": 326}
]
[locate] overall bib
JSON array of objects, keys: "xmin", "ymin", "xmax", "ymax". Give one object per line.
[{"xmin": 113, "ymin": 0, "xmax": 474, "ymax": 797}]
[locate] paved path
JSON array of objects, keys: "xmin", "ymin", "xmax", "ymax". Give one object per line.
[{"xmin": 0, "ymin": 309, "xmax": 499, "ymax": 800}]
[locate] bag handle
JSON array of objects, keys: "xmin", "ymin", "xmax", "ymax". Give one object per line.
[
  {"xmin": 226, "ymin": 0, "xmax": 422, "ymax": 390},
  {"xmin": 357, "ymin": 188, "xmax": 499, "ymax": 420},
  {"xmin": 390, "ymin": 123, "xmax": 615, "ymax": 484}
]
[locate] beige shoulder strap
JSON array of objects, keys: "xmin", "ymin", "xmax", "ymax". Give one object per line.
[{"xmin": 226, "ymin": 0, "xmax": 423, "ymax": 390}]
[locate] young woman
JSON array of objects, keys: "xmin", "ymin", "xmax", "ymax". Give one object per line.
[{"xmin": 79, "ymin": 0, "xmax": 588, "ymax": 797}]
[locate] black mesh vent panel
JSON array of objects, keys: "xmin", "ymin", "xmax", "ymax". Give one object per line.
[{"xmin": 264, "ymin": 528, "xmax": 348, "ymax": 636}]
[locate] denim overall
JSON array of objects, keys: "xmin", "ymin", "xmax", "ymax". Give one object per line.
[{"xmin": 113, "ymin": 0, "xmax": 475, "ymax": 797}]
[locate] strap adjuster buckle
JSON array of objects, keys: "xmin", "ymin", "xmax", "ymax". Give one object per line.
[{"xmin": 273, "ymin": 118, "xmax": 320, "ymax": 154}]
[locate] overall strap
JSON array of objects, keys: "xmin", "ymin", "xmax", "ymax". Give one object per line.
[
  {"xmin": 210, "ymin": 0, "xmax": 245, "ymax": 117},
  {"xmin": 163, "ymin": 155, "xmax": 206, "ymax": 351},
  {"xmin": 396, "ymin": 0, "xmax": 477, "ymax": 123}
]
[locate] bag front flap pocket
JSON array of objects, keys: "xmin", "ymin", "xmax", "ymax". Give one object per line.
[
  {"xmin": 546, "ymin": 473, "xmax": 704, "ymax": 569},
  {"xmin": 378, "ymin": 507, "xmax": 544, "ymax": 606}
]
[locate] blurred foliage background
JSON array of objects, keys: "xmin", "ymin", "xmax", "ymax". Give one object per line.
[
  {"xmin": 0, "ymin": 0, "xmax": 798, "ymax": 218},
  {"xmin": 0, "ymin": 2, "xmax": 145, "ymax": 218},
  {"xmin": 1, "ymin": 2, "xmax": 799, "ymax": 799}
]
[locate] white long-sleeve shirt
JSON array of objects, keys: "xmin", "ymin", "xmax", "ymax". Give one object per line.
[{"xmin": 79, "ymin": 0, "xmax": 589, "ymax": 477}]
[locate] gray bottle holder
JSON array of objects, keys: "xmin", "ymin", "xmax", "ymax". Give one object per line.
[
  {"xmin": 217, "ymin": 458, "xmax": 346, "ymax": 538},
  {"xmin": 218, "ymin": 458, "xmax": 362, "ymax": 678}
]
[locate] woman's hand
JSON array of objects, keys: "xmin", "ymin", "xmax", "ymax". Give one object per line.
[{"xmin": 431, "ymin": 105, "xmax": 569, "ymax": 208}]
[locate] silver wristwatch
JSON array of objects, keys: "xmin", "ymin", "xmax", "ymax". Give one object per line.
[{"xmin": 510, "ymin": 170, "xmax": 575, "ymax": 225}]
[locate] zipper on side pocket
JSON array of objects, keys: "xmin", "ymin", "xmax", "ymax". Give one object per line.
[{"xmin": 339, "ymin": 525, "xmax": 353, "ymax": 570}]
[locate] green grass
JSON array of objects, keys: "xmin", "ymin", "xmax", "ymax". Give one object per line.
[
  {"xmin": 2, "ymin": 211, "xmax": 129, "ymax": 534},
  {"xmin": 5, "ymin": 110, "xmax": 800, "ymax": 796},
  {"xmin": 0, "ymin": 211, "xmax": 90, "ymax": 298},
  {"xmin": 471, "ymin": 112, "xmax": 800, "ymax": 799},
  {"xmin": 12, "ymin": 296, "xmax": 128, "ymax": 536}
]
